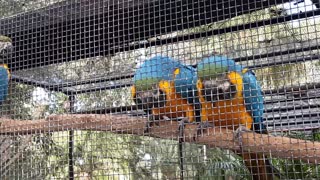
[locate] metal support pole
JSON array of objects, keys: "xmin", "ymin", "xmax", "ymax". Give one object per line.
[{"xmin": 68, "ymin": 95, "xmax": 75, "ymax": 180}]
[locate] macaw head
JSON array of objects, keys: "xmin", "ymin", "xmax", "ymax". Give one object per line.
[
  {"xmin": 132, "ymin": 73, "xmax": 167, "ymax": 111},
  {"xmin": 0, "ymin": 35, "xmax": 13, "ymax": 57},
  {"xmin": 197, "ymin": 56, "xmax": 242, "ymax": 102},
  {"xmin": 0, "ymin": 35, "xmax": 12, "ymax": 81},
  {"xmin": 132, "ymin": 56, "xmax": 182, "ymax": 110}
]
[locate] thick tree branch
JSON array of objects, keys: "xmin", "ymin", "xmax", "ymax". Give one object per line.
[{"xmin": 0, "ymin": 114, "xmax": 319, "ymax": 164}]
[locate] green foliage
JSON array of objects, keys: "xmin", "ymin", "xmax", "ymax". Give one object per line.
[
  {"xmin": 196, "ymin": 148, "xmax": 251, "ymax": 180},
  {"xmin": 5, "ymin": 83, "xmax": 34, "ymax": 119},
  {"xmin": 313, "ymin": 130, "xmax": 320, "ymax": 141},
  {"xmin": 0, "ymin": 133, "xmax": 65, "ymax": 179},
  {"xmin": 270, "ymin": 131, "xmax": 320, "ymax": 179},
  {"xmin": 316, "ymin": 60, "xmax": 320, "ymax": 67}
]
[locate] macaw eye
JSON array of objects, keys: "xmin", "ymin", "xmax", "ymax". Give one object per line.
[
  {"xmin": 135, "ymin": 96, "xmax": 142, "ymax": 104},
  {"xmin": 158, "ymin": 90, "xmax": 166, "ymax": 102},
  {"xmin": 1, "ymin": 49, "xmax": 7, "ymax": 54},
  {"xmin": 134, "ymin": 89, "xmax": 166, "ymax": 109},
  {"xmin": 133, "ymin": 94, "xmax": 144, "ymax": 109},
  {"xmin": 152, "ymin": 89, "xmax": 165, "ymax": 100},
  {"xmin": 153, "ymin": 89, "xmax": 159, "ymax": 96}
]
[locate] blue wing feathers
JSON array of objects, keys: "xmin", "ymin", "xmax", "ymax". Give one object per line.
[
  {"xmin": 242, "ymin": 70, "xmax": 265, "ymax": 132},
  {"xmin": 173, "ymin": 64, "xmax": 201, "ymax": 122},
  {"xmin": 0, "ymin": 68, "xmax": 8, "ymax": 104},
  {"xmin": 174, "ymin": 65, "xmax": 201, "ymax": 121}
]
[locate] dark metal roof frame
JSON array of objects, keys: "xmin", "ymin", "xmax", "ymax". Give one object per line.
[
  {"xmin": 0, "ymin": 0, "xmax": 292, "ymax": 71},
  {"xmin": 6, "ymin": 7, "xmax": 320, "ymax": 94}
]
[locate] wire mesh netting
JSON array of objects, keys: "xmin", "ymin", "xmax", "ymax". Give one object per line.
[{"xmin": 1, "ymin": 0, "xmax": 320, "ymax": 179}]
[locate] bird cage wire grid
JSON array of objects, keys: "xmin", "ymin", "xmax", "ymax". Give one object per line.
[{"xmin": 0, "ymin": 0, "xmax": 320, "ymax": 179}]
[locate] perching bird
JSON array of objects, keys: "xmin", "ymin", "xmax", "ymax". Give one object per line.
[
  {"xmin": 132, "ymin": 55, "xmax": 200, "ymax": 130},
  {"xmin": 131, "ymin": 56, "xmax": 200, "ymax": 179},
  {"xmin": 0, "ymin": 64, "xmax": 10, "ymax": 105},
  {"xmin": 196, "ymin": 56, "xmax": 277, "ymax": 180},
  {"xmin": 0, "ymin": 35, "xmax": 12, "ymax": 105}
]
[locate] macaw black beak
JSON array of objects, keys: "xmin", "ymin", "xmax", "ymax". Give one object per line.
[
  {"xmin": 141, "ymin": 96, "xmax": 156, "ymax": 109},
  {"xmin": 202, "ymin": 77, "xmax": 237, "ymax": 102},
  {"xmin": 135, "ymin": 90, "xmax": 166, "ymax": 110}
]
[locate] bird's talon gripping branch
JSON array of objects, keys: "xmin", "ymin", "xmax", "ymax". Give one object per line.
[
  {"xmin": 196, "ymin": 121, "xmax": 214, "ymax": 137},
  {"xmin": 177, "ymin": 117, "xmax": 189, "ymax": 143},
  {"xmin": 234, "ymin": 125, "xmax": 251, "ymax": 150},
  {"xmin": 144, "ymin": 115, "xmax": 157, "ymax": 133}
]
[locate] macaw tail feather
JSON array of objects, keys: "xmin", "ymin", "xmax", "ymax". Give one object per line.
[{"xmin": 241, "ymin": 152, "xmax": 282, "ymax": 180}]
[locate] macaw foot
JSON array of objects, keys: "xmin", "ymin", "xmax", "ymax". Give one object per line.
[
  {"xmin": 144, "ymin": 122, "xmax": 152, "ymax": 133},
  {"xmin": 144, "ymin": 115, "xmax": 172, "ymax": 133},
  {"xmin": 233, "ymin": 125, "xmax": 251, "ymax": 150},
  {"xmin": 196, "ymin": 121, "xmax": 214, "ymax": 136},
  {"xmin": 177, "ymin": 117, "xmax": 189, "ymax": 143},
  {"xmin": 177, "ymin": 117, "xmax": 188, "ymax": 180},
  {"xmin": 144, "ymin": 115, "xmax": 161, "ymax": 133}
]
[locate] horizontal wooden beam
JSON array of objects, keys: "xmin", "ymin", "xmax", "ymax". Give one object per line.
[{"xmin": 0, "ymin": 114, "xmax": 320, "ymax": 164}]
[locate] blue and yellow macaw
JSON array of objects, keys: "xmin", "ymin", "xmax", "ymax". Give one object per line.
[
  {"xmin": 0, "ymin": 35, "xmax": 12, "ymax": 105},
  {"xmin": 131, "ymin": 55, "xmax": 200, "ymax": 129},
  {"xmin": 0, "ymin": 64, "xmax": 10, "ymax": 104},
  {"xmin": 196, "ymin": 56, "xmax": 275, "ymax": 180},
  {"xmin": 131, "ymin": 56, "xmax": 200, "ymax": 179}
]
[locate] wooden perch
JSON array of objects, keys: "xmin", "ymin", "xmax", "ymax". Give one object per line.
[{"xmin": 0, "ymin": 114, "xmax": 320, "ymax": 164}]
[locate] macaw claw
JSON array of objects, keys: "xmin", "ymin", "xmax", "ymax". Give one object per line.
[
  {"xmin": 144, "ymin": 115, "xmax": 160, "ymax": 133},
  {"xmin": 196, "ymin": 121, "xmax": 214, "ymax": 136},
  {"xmin": 233, "ymin": 125, "xmax": 251, "ymax": 150},
  {"xmin": 144, "ymin": 115, "xmax": 175, "ymax": 133},
  {"xmin": 177, "ymin": 117, "xmax": 189, "ymax": 143}
]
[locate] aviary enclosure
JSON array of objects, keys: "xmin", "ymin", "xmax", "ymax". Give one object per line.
[{"xmin": 0, "ymin": 0, "xmax": 320, "ymax": 179}]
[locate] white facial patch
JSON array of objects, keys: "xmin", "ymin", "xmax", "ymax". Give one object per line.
[{"xmin": 217, "ymin": 81, "xmax": 231, "ymax": 91}]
